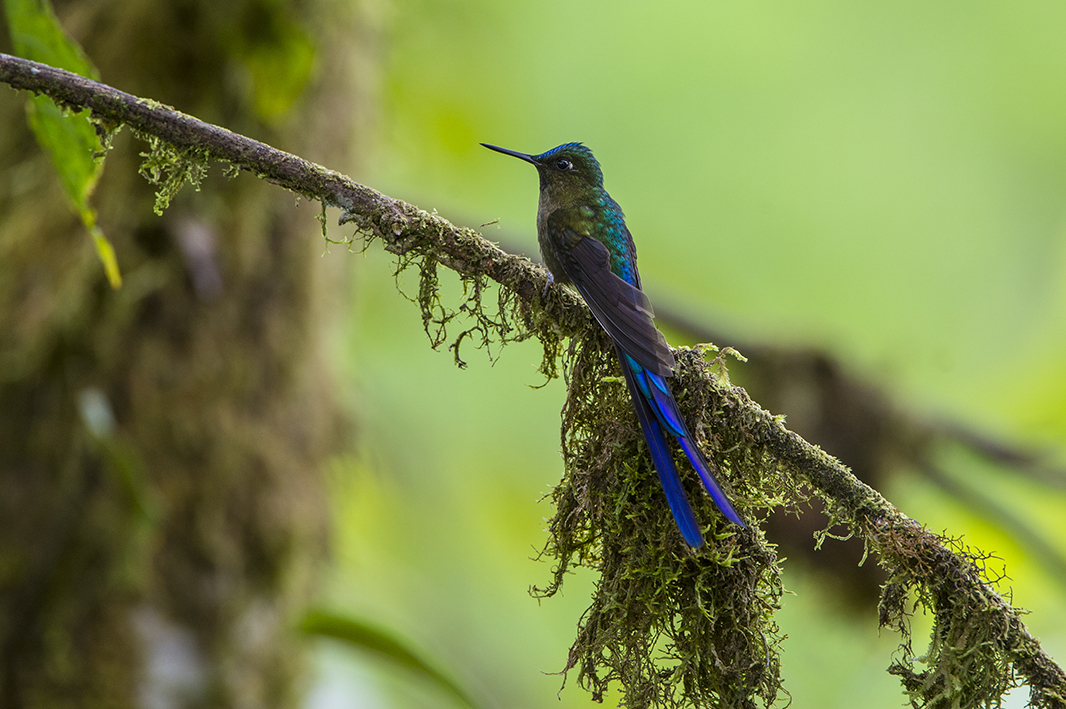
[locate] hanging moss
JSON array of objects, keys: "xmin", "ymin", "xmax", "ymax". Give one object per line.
[
  {"xmin": 135, "ymin": 131, "xmax": 210, "ymax": 215},
  {"xmin": 382, "ymin": 209, "xmax": 568, "ymax": 381},
  {"xmin": 525, "ymin": 336, "xmax": 787, "ymax": 708}
]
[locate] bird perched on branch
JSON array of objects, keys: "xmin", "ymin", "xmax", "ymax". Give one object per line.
[{"xmin": 482, "ymin": 141, "xmax": 745, "ymax": 547}]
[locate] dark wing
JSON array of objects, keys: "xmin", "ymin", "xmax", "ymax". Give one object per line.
[{"xmin": 553, "ymin": 228, "xmax": 675, "ymax": 377}]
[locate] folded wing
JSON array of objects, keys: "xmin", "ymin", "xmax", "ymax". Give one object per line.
[{"xmin": 553, "ymin": 228, "xmax": 675, "ymax": 378}]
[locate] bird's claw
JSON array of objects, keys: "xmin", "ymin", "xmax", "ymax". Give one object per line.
[{"xmin": 542, "ymin": 271, "xmax": 555, "ymax": 299}]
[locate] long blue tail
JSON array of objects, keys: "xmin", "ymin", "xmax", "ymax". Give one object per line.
[
  {"xmin": 619, "ymin": 350, "xmax": 746, "ymax": 544},
  {"xmin": 619, "ymin": 352, "xmax": 705, "ymax": 547}
]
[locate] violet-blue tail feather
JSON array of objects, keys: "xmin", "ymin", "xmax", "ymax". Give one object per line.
[
  {"xmin": 624, "ymin": 354, "xmax": 747, "ymax": 533},
  {"xmin": 619, "ymin": 349, "xmax": 706, "ymax": 547}
]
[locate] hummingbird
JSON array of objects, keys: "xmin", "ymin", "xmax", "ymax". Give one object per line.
[{"xmin": 482, "ymin": 141, "xmax": 746, "ymax": 547}]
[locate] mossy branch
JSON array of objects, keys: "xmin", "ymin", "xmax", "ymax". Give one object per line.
[{"xmin": 2, "ymin": 53, "xmax": 1063, "ymax": 708}]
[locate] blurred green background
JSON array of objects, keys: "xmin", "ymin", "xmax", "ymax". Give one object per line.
[{"xmin": 311, "ymin": 1, "xmax": 1066, "ymax": 707}]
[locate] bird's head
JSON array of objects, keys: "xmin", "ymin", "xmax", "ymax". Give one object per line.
[{"xmin": 481, "ymin": 142, "xmax": 604, "ymax": 208}]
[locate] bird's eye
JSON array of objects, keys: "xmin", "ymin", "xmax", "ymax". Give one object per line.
[{"xmin": 555, "ymin": 159, "xmax": 573, "ymax": 171}]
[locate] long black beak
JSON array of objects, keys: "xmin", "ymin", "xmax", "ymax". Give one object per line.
[{"xmin": 480, "ymin": 143, "xmax": 538, "ymax": 165}]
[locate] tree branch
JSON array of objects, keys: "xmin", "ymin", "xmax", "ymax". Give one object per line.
[
  {"xmin": 2, "ymin": 52, "xmax": 1062, "ymax": 707},
  {"xmin": 0, "ymin": 52, "xmax": 578, "ymax": 328}
]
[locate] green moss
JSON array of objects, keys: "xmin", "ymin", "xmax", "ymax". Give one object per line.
[
  {"xmin": 135, "ymin": 131, "xmax": 210, "ymax": 215},
  {"xmin": 382, "ymin": 215, "xmax": 797, "ymax": 706},
  {"xmin": 385, "ymin": 210, "xmax": 565, "ymax": 380},
  {"xmin": 879, "ymin": 535, "xmax": 1024, "ymax": 708},
  {"xmin": 528, "ymin": 339, "xmax": 790, "ymax": 708}
]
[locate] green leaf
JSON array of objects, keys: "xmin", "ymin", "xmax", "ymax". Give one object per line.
[
  {"xmin": 5, "ymin": 0, "xmax": 121, "ymax": 287},
  {"xmin": 301, "ymin": 609, "xmax": 484, "ymax": 709}
]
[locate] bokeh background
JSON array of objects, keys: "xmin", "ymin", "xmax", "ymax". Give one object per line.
[
  {"xmin": 2, "ymin": 1, "xmax": 1065, "ymax": 708},
  {"xmin": 318, "ymin": 2, "xmax": 1066, "ymax": 708}
]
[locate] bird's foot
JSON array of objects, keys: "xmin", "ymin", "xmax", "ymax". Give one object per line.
[{"xmin": 542, "ymin": 271, "xmax": 555, "ymax": 299}]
